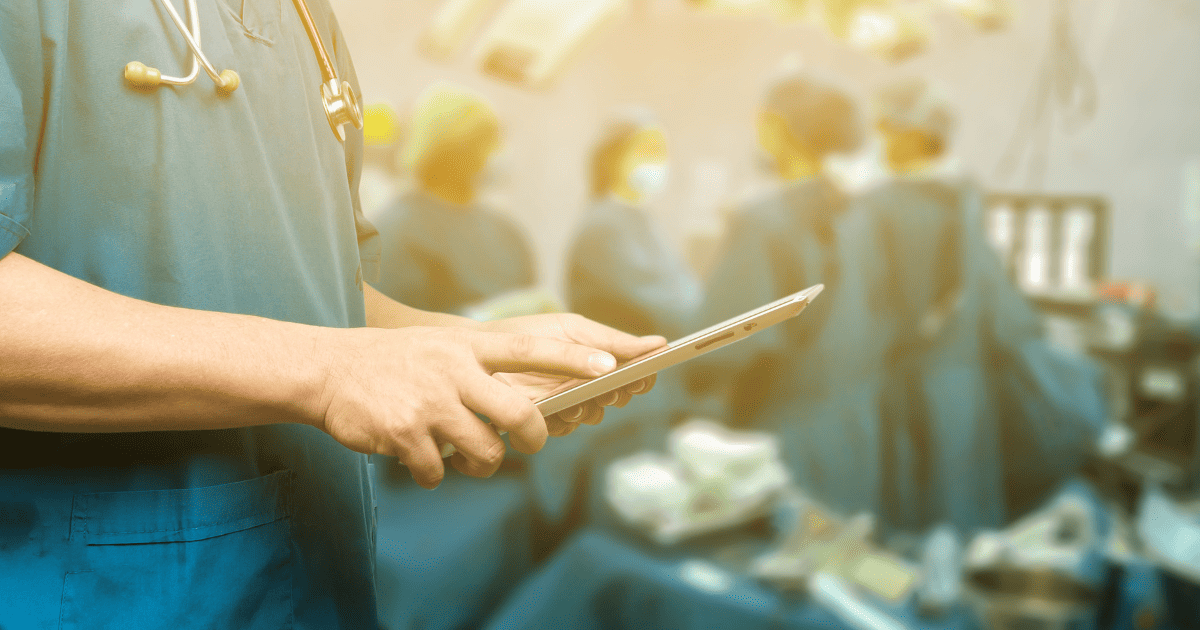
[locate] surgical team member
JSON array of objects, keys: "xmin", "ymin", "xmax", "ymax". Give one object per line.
[
  {"xmin": 690, "ymin": 71, "xmax": 885, "ymax": 516},
  {"xmin": 373, "ymin": 84, "xmax": 536, "ymax": 315},
  {"xmin": 565, "ymin": 111, "xmax": 701, "ymax": 340},
  {"xmin": 536, "ymin": 112, "xmax": 699, "ymax": 523},
  {"xmin": 858, "ymin": 77, "xmax": 1101, "ymax": 533},
  {"xmin": 0, "ymin": 2, "xmax": 662, "ymax": 628}
]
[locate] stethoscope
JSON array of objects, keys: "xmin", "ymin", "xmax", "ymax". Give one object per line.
[{"xmin": 124, "ymin": 0, "xmax": 363, "ymax": 143}]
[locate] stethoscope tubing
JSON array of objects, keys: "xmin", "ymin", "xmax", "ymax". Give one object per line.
[
  {"xmin": 127, "ymin": 0, "xmax": 361, "ymax": 141},
  {"xmin": 155, "ymin": 0, "xmax": 233, "ymax": 90},
  {"xmin": 290, "ymin": 0, "xmax": 338, "ymax": 85}
]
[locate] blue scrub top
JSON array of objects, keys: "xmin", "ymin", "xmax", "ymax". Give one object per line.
[
  {"xmin": 373, "ymin": 190, "xmax": 536, "ymax": 314},
  {"xmin": 1, "ymin": 1, "xmax": 382, "ymax": 628}
]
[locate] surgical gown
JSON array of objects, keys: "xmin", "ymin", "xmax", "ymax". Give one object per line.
[
  {"xmin": 373, "ymin": 190, "xmax": 536, "ymax": 314},
  {"xmin": 856, "ymin": 179, "xmax": 1103, "ymax": 533},
  {"xmin": 545, "ymin": 198, "xmax": 701, "ymax": 523},
  {"xmin": 691, "ymin": 176, "xmax": 886, "ymax": 518},
  {"xmin": 1, "ymin": 1, "xmax": 380, "ymax": 627},
  {"xmin": 565, "ymin": 199, "xmax": 701, "ymax": 339}
]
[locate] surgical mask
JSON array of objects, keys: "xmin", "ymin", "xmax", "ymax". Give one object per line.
[
  {"xmin": 477, "ymin": 151, "xmax": 510, "ymax": 190},
  {"xmin": 628, "ymin": 162, "xmax": 669, "ymax": 199}
]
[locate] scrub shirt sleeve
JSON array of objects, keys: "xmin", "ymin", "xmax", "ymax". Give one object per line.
[
  {"xmin": 352, "ymin": 183, "xmax": 382, "ymax": 285},
  {"xmin": 0, "ymin": 0, "xmax": 43, "ymax": 258}
]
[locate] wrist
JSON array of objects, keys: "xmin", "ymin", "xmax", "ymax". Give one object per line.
[{"xmin": 296, "ymin": 324, "xmax": 346, "ymax": 432}]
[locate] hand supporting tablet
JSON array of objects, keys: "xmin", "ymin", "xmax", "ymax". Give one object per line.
[{"xmin": 439, "ymin": 284, "xmax": 824, "ymax": 458}]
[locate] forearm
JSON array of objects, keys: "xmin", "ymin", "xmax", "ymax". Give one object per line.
[
  {"xmin": 0, "ymin": 253, "xmax": 330, "ymax": 432},
  {"xmin": 363, "ymin": 283, "xmax": 479, "ymax": 329}
]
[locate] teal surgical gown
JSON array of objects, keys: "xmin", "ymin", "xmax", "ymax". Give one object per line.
[
  {"xmin": 856, "ymin": 178, "xmax": 1103, "ymax": 533},
  {"xmin": 0, "ymin": 1, "xmax": 381, "ymax": 628},
  {"xmin": 565, "ymin": 199, "xmax": 701, "ymax": 339},
  {"xmin": 546, "ymin": 198, "xmax": 700, "ymax": 523},
  {"xmin": 373, "ymin": 190, "xmax": 536, "ymax": 314},
  {"xmin": 691, "ymin": 176, "xmax": 887, "ymax": 518},
  {"xmin": 696, "ymin": 176, "xmax": 1102, "ymax": 534}
]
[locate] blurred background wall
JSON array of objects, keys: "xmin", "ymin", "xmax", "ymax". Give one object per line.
[{"xmin": 330, "ymin": 0, "xmax": 1200, "ymax": 316}]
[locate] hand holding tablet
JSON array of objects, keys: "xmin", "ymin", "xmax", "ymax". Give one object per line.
[{"xmin": 440, "ymin": 284, "xmax": 824, "ymax": 458}]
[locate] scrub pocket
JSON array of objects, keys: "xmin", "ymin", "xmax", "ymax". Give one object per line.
[{"xmin": 59, "ymin": 470, "xmax": 295, "ymax": 630}]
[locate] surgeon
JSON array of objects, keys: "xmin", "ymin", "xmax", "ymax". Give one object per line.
[
  {"xmin": 857, "ymin": 77, "xmax": 1103, "ymax": 533},
  {"xmin": 0, "ymin": 3, "xmax": 663, "ymax": 628},
  {"xmin": 689, "ymin": 71, "xmax": 886, "ymax": 516},
  {"xmin": 373, "ymin": 84, "xmax": 537, "ymax": 315},
  {"xmin": 565, "ymin": 111, "xmax": 701, "ymax": 340},
  {"xmin": 533, "ymin": 113, "xmax": 699, "ymax": 526}
]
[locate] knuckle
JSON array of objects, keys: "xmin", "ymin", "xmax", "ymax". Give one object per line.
[
  {"xmin": 481, "ymin": 440, "xmax": 506, "ymax": 467},
  {"xmin": 388, "ymin": 415, "xmax": 426, "ymax": 447},
  {"xmin": 497, "ymin": 395, "xmax": 536, "ymax": 426},
  {"xmin": 509, "ymin": 333, "xmax": 537, "ymax": 359}
]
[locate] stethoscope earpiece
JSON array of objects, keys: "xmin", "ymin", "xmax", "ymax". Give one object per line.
[
  {"xmin": 124, "ymin": 61, "xmax": 163, "ymax": 89},
  {"xmin": 217, "ymin": 69, "xmax": 240, "ymax": 95},
  {"xmin": 124, "ymin": 0, "xmax": 238, "ymax": 96}
]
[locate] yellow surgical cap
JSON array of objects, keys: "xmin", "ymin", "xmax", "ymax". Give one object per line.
[
  {"xmin": 363, "ymin": 103, "xmax": 402, "ymax": 147},
  {"xmin": 402, "ymin": 83, "xmax": 500, "ymax": 176}
]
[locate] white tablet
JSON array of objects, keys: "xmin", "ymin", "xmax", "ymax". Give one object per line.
[
  {"xmin": 534, "ymin": 283, "xmax": 824, "ymax": 416},
  {"xmin": 438, "ymin": 284, "xmax": 823, "ymax": 458}
]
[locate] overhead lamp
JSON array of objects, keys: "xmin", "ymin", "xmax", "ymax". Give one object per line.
[
  {"xmin": 687, "ymin": 0, "xmax": 770, "ymax": 12},
  {"xmin": 474, "ymin": 0, "xmax": 628, "ymax": 88},
  {"xmin": 688, "ymin": 0, "xmax": 812, "ymax": 21},
  {"xmin": 846, "ymin": 8, "xmax": 929, "ymax": 63},
  {"xmin": 421, "ymin": 0, "xmax": 503, "ymax": 60},
  {"xmin": 943, "ymin": 0, "xmax": 1013, "ymax": 32},
  {"xmin": 822, "ymin": 0, "xmax": 890, "ymax": 39}
]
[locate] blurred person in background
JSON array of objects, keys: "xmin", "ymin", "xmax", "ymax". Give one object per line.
[
  {"xmin": 689, "ymin": 71, "xmax": 886, "ymax": 517},
  {"xmin": 364, "ymin": 87, "xmax": 548, "ymax": 630},
  {"xmin": 857, "ymin": 77, "xmax": 1104, "ymax": 534},
  {"xmin": 530, "ymin": 113, "xmax": 702, "ymax": 530},
  {"xmin": 565, "ymin": 111, "xmax": 701, "ymax": 340},
  {"xmin": 358, "ymin": 102, "xmax": 406, "ymax": 224},
  {"xmin": 373, "ymin": 83, "xmax": 536, "ymax": 315}
]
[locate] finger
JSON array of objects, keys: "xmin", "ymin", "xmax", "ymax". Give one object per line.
[
  {"xmin": 558, "ymin": 404, "xmax": 586, "ymax": 423},
  {"xmin": 608, "ymin": 388, "xmax": 634, "ymax": 408},
  {"xmin": 592, "ymin": 389, "xmax": 629, "ymax": 408},
  {"xmin": 546, "ymin": 414, "xmax": 575, "ymax": 437},
  {"xmin": 578, "ymin": 402, "xmax": 605, "ymax": 426},
  {"xmin": 392, "ymin": 432, "xmax": 445, "ymax": 489},
  {"xmin": 459, "ymin": 373, "xmax": 548, "ymax": 454},
  {"xmin": 448, "ymin": 445, "xmax": 504, "ymax": 478},
  {"xmin": 628, "ymin": 374, "xmax": 657, "ymax": 395},
  {"xmin": 431, "ymin": 409, "xmax": 506, "ymax": 478},
  {"xmin": 547, "ymin": 401, "xmax": 601, "ymax": 427},
  {"xmin": 557, "ymin": 315, "xmax": 669, "ymax": 360},
  {"xmin": 469, "ymin": 331, "xmax": 618, "ymax": 378}
]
